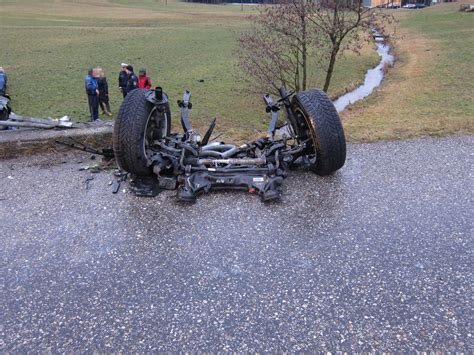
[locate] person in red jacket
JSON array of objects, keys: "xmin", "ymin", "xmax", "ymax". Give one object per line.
[{"xmin": 138, "ymin": 68, "xmax": 153, "ymax": 90}]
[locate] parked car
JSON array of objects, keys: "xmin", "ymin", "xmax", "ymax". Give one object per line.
[{"xmin": 402, "ymin": 3, "xmax": 426, "ymax": 9}]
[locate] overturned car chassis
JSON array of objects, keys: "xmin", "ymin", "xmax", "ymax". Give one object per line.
[{"xmin": 113, "ymin": 86, "xmax": 346, "ymax": 202}]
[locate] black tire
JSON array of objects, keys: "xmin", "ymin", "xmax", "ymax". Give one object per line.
[
  {"xmin": 113, "ymin": 89, "xmax": 171, "ymax": 176},
  {"xmin": 0, "ymin": 109, "xmax": 8, "ymax": 121},
  {"xmin": 0, "ymin": 110, "xmax": 8, "ymax": 130},
  {"xmin": 292, "ymin": 89, "xmax": 346, "ymax": 175}
]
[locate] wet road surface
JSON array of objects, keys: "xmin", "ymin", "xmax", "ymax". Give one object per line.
[{"xmin": 1, "ymin": 136, "xmax": 472, "ymax": 351}]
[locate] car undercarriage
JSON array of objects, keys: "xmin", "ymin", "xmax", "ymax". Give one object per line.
[{"xmin": 113, "ymin": 86, "xmax": 346, "ymax": 202}]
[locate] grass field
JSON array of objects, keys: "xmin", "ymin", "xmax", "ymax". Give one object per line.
[
  {"xmin": 342, "ymin": 2, "xmax": 474, "ymax": 142},
  {"xmin": 3, "ymin": 1, "xmax": 469, "ymax": 143},
  {"xmin": 0, "ymin": 0, "xmax": 378, "ymax": 141}
]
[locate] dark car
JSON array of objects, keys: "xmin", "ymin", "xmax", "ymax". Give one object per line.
[{"xmin": 403, "ymin": 3, "xmax": 426, "ymax": 9}]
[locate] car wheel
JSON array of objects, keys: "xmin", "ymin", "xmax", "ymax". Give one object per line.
[
  {"xmin": 113, "ymin": 89, "xmax": 171, "ymax": 176},
  {"xmin": 292, "ymin": 89, "xmax": 346, "ymax": 175}
]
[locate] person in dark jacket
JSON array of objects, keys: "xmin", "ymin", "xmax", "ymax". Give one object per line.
[
  {"xmin": 138, "ymin": 68, "xmax": 153, "ymax": 90},
  {"xmin": 96, "ymin": 67, "xmax": 112, "ymax": 116},
  {"xmin": 0, "ymin": 67, "xmax": 7, "ymax": 97},
  {"xmin": 85, "ymin": 68, "xmax": 99, "ymax": 122},
  {"xmin": 124, "ymin": 65, "xmax": 138, "ymax": 97},
  {"xmin": 118, "ymin": 63, "xmax": 129, "ymax": 98}
]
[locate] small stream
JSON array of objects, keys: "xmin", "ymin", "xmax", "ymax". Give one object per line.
[
  {"xmin": 277, "ymin": 41, "xmax": 394, "ymax": 135},
  {"xmin": 333, "ymin": 43, "xmax": 394, "ymax": 112}
]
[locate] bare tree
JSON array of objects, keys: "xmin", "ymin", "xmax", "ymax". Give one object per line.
[
  {"xmin": 308, "ymin": 0, "xmax": 392, "ymax": 92},
  {"xmin": 237, "ymin": 0, "xmax": 393, "ymax": 94},
  {"xmin": 237, "ymin": 0, "xmax": 313, "ymax": 93}
]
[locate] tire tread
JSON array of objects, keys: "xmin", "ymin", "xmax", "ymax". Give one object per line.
[
  {"xmin": 113, "ymin": 90, "xmax": 154, "ymax": 175},
  {"xmin": 293, "ymin": 89, "xmax": 346, "ymax": 175}
]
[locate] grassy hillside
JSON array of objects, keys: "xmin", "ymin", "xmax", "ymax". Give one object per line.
[
  {"xmin": 342, "ymin": 2, "xmax": 474, "ymax": 142},
  {"xmin": 0, "ymin": 0, "xmax": 378, "ymax": 140}
]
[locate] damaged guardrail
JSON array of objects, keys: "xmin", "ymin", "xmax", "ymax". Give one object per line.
[{"xmin": 0, "ymin": 114, "xmax": 84, "ymax": 129}]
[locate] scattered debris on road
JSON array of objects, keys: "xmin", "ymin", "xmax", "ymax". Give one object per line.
[
  {"xmin": 84, "ymin": 176, "xmax": 94, "ymax": 190},
  {"xmin": 56, "ymin": 138, "xmax": 114, "ymax": 160},
  {"xmin": 111, "ymin": 170, "xmax": 128, "ymax": 194},
  {"xmin": 79, "ymin": 163, "xmax": 100, "ymax": 173}
]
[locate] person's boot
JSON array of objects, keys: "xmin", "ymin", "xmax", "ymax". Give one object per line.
[{"xmin": 106, "ymin": 111, "xmax": 112, "ymax": 117}]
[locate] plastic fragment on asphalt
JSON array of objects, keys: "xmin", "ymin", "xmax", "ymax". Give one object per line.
[
  {"xmin": 79, "ymin": 163, "xmax": 100, "ymax": 173},
  {"xmin": 79, "ymin": 163, "xmax": 99, "ymax": 171},
  {"xmin": 84, "ymin": 176, "xmax": 94, "ymax": 190},
  {"xmin": 111, "ymin": 180, "xmax": 120, "ymax": 194}
]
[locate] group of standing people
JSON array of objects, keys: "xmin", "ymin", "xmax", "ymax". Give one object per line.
[
  {"xmin": 85, "ymin": 67, "xmax": 111, "ymax": 122},
  {"xmin": 85, "ymin": 63, "xmax": 153, "ymax": 122}
]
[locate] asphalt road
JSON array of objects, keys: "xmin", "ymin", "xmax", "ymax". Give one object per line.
[{"xmin": 1, "ymin": 136, "xmax": 472, "ymax": 352}]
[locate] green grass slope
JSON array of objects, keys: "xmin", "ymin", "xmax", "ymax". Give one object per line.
[
  {"xmin": 342, "ymin": 3, "xmax": 473, "ymax": 142},
  {"xmin": 0, "ymin": 0, "xmax": 378, "ymax": 140}
]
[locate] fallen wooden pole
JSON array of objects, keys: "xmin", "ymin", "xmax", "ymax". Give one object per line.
[
  {"xmin": 0, "ymin": 120, "xmax": 57, "ymax": 129},
  {"xmin": 10, "ymin": 115, "xmax": 74, "ymax": 128}
]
